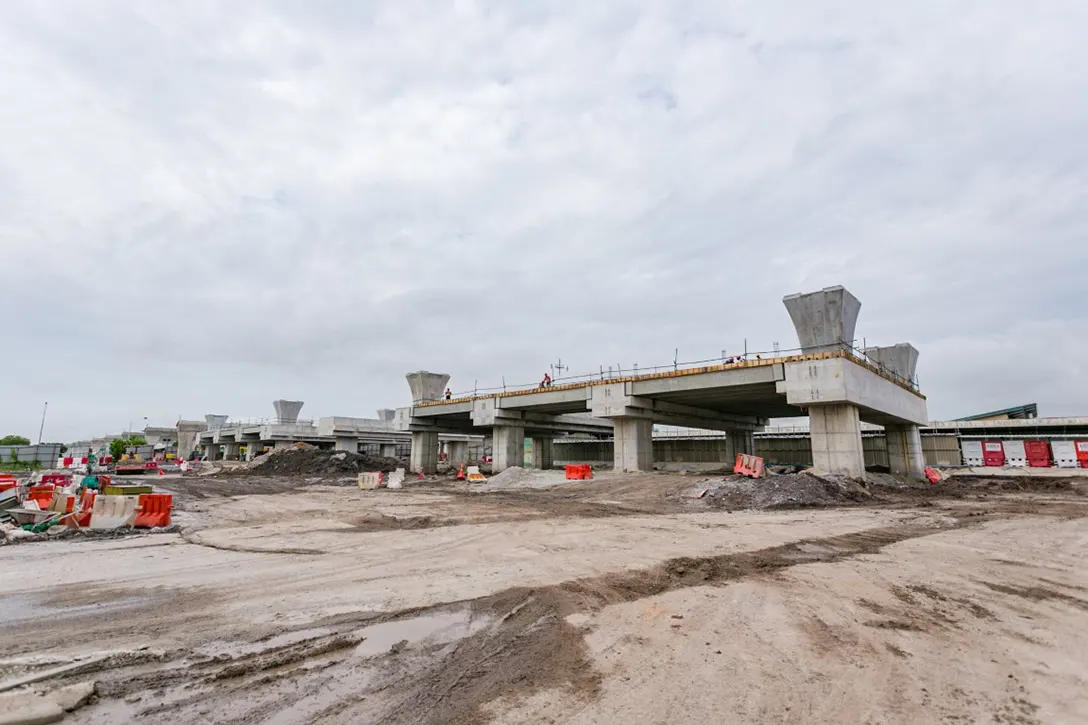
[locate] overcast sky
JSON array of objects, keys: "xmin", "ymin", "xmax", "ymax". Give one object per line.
[{"xmin": 3, "ymin": 1, "xmax": 1087, "ymax": 441}]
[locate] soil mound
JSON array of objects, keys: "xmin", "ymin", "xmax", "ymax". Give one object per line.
[
  {"xmin": 696, "ymin": 471, "xmax": 872, "ymax": 510},
  {"xmin": 239, "ymin": 447, "xmax": 401, "ymax": 476}
]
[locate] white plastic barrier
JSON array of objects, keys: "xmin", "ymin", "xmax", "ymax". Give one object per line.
[
  {"xmin": 386, "ymin": 468, "xmax": 405, "ymax": 489},
  {"xmin": 357, "ymin": 472, "xmax": 382, "ymax": 490},
  {"xmin": 466, "ymin": 466, "xmax": 486, "ymax": 482},
  {"xmin": 89, "ymin": 495, "xmax": 139, "ymax": 529},
  {"xmin": 1052, "ymin": 441, "xmax": 1079, "ymax": 468},
  {"xmin": 1004, "ymin": 440, "xmax": 1027, "ymax": 468},
  {"xmin": 960, "ymin": 440, "xmax": 984, "ymax": 467}
]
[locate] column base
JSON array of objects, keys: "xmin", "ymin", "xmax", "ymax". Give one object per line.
[
  {"xmin": 410, "ymin": 431, "xmax": 439, "ymax": 474},
  {"xmin": 492, "ymin": 425, "xmax": 526, "ymax": 472},
  {"xmin": 614, "ymin": 418, "xmax": 653, "ymax": 472},
  {"xmin": 809, "ymin": 404, "xmax": 865, "ymax": 478},
  {"xmin": 886, "ymin": 424, "xmax": 925, "ymax": 479}
]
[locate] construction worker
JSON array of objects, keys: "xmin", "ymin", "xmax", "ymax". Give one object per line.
[
  {"xmin": 540, "ymin": 373, "xmax": 552, "ymax": 388},
  {"xmin": 445, "ymin": 388, "xmax": 452, "ymax": 400}
]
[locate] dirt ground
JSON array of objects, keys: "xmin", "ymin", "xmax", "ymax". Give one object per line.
[{"xmin": 1, "ymin": 470, "xmax": 1086, "ymax": 724}]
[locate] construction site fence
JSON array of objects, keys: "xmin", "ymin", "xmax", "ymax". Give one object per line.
[
  {"xmin": 434, "ymin": 342, "xmax": 920, "ymax": 403},
  {"xmin": 0, "ymin": 444, "xmax": 63, "ymax": 465},
  {"xmin": 551, "ymin": 435, "xmax": 962, "ymax": 469}
]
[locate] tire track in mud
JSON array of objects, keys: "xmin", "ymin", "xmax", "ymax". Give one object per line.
[{"xmin": 60, "ymin": 518, "xmax": 963, "ymax": 725}]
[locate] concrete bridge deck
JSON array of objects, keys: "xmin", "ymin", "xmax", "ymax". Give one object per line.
[{"xmin": 402, "ymin": 286, "xmax": 930, "ymax": 479}]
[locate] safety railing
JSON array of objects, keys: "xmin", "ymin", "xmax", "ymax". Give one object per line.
[{"xmin": 417, "ymin": 341, "xmax": 923, "ymax": 407}]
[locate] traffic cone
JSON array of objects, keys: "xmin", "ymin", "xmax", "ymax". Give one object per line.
[
  {"xmin": 158, "ymin": 468, "xmax": 165, "ymax": 478},
  {"xmin": 417, "ymin": 469, "xmax": 425, "ymax": 481},
  {"xmin": 456, "ymin": 463, "xmax": 466, "ymax": 480}
]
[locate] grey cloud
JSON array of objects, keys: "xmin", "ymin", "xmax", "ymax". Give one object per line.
[{"xmin": 3, "ymin": 1, "xmax": 1087, "ymax": 441}]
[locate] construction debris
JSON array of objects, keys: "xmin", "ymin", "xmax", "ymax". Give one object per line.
[
  {"xmin": 693, "ymin": 471, "xmax": 872, "ymax": 510},
  {"xmin": 238, "ymin": 447, "xmax": 401, "ymax": 476}
]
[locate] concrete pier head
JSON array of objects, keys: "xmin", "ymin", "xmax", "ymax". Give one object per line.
[
  {"xmin": 864, "ymin": 343, "xmax": 920, "ymax": 384},
  {"xmin": 406, "ymin": 371, "xmax": 451, "ymax": 404},
  {"xmin": 273, "ymin": 400, "xmax": 304, "ymax": 425},
  {"xmin": 783, "ymin": 286, "xmax": 861, "ymax": 354}
]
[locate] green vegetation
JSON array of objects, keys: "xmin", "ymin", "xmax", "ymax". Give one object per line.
[
  {"xmin": 0, "ymin": 435, "xmax": 30, "ymax": 446},
  {"xmin": 109, "ymin": 436, "xmax": 148, "ymax": 460}
]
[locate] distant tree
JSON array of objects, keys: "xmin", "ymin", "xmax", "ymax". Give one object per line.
[
  {"xmin": 0, "ymin": 435, "xmax": 30, "ymax": 446},
  {"xmin": 60, "ymin": 444, "xmax": 69, "ymax": 454},
  {"xmin": 109, "ymin": 437, "xmax": 148, "ymax": 460}
]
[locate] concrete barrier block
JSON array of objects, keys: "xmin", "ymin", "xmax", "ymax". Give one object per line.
[{"xmin": 357, "ymin": 472, "xmax": 382, "ymax": 490}]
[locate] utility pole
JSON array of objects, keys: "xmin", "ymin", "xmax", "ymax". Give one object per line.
[{"xmin": 37, "ymin": 402, "xmax": 48, "ymax": 444}]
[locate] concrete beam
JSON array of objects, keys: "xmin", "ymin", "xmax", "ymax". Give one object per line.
[
  {"xmin": 406, "ymin": 371, "xmax": 450, "ymax": 404},
  {"xmin": 273, "ymin": 400, "xmax": 304, "ymax": 424},
  {"xmin": 783, "ymin": 285, "xmax": 861, "ymax": 354},
  {"xmin": 628, "ymin": 364, "xmax": 783, "ymax": 396},
  {"xmin": 864, "ymin": 343, "xmax": 920, "ymax": 383},
  {"xmin": 777, "ymin": 357, "xmax": 927, "ymax": 426},
  {"xmin": 589, "ymin": 383, "xmax": 765, "ymax": 431}
]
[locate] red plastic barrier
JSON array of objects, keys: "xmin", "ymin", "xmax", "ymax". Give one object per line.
[
  {"xmin": 1077, "ymin": 441, "xmax": 1088, "ymax": 469},
  {"xmin": 27, "ymin": 484, "xmax": 56, "ymax": 508},
  {"xmin": 924, "ymin": 468, "xmax": 943, "ymax": 484},
  {"xmin": 1024, "ymin": 440, "xmax": 1052, "ymax": 468},
  {"xmin": 564, "ymin": 464, "xmax": 593, "ymax": 480},
  {"xmin": 982, "ymin": 441, "xmax": 1005, "ymax": 467},
  {"xmin": 40, "ymin": 473, "xmax": 71, "ymax": 486},
  {"xmin": 0, "ymin": 481, "xmax": 16, "ymax": 494},
  {"xmin": 734, "ymin": 454, "xmax": 766, "ymax": 479},
  {"xmin": 134, "ymin": 493, "xmax": 173, "ymax": 528}
]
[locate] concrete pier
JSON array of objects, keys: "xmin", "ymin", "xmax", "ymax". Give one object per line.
[
  {"xmin": 274, "ymin": 440, "xmax": 294, "ymax": 451},
  {"xmin": 447, "ymin": 441, "xmax": 469, "ymax": 466},
  {"xmin": 335, "ymin": 437, "xmax": 359, "ymax": 453},
  {"xmin": 886, "ymin": 424, "xmax": 925, "ymax": 478},
  {"xmin": 493, "ymin": 425, "xmax": 526, "ymax": 472},
  {"xmin": 245, "ymin": 443, "xmax": 264, "ymax": 462},
  {"xmin": 224, "ymin": 442, "xmax": 241, "ymax": 461},
  {"xmin": 614, "ymin": 418, "xmax": 653, "ymax": 472},
  {"xmin": 273, "ymin": 400, "xmax": 304, "ymax": 425},
  {"xmin": 783, "ymin": 286, "xmax": 861, "ymax": 354},
  {"xmin": 531, "ymin": 437, "xmax": 554, "ymax": 469},
  {"xmin": 205, "ymin": 444, "xmax": 221, "ymax": 461},
  {"xmin": 410, "ymin": 431, "xmax": 438, "ymax": 474},
  {"xmin": 809, "ymin": 404, "xmax": 865, "ymax": 477},
  {"xmin": 729, "ymin": 430, "xmax": 755, "ymax": 457}
]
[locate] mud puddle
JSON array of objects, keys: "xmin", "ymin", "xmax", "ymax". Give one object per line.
[{"xmin": 353, "ymin": 609, "xmax": 490, "ymax": 657}]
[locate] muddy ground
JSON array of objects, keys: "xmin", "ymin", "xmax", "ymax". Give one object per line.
[{"xmin": 1, "ymin": 470, "xmax": 1086, "ymax": 724}]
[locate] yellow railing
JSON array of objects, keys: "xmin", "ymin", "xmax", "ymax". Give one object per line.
[{"xmin": 416, "ymin": 350, "xmax": 925, "ymax": 408}]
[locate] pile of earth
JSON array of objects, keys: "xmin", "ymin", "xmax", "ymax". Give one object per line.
[
  {"xmin": 239, "ymin": 448, "xmax": 401, "ymax": 476},
  {"xmin": 694, "ymin": 471, "xmax": 873, "ymax": 510}
]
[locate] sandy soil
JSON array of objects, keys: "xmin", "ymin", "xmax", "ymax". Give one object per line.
[{"xmin": 0, "ymin": 472, "xmax": 1085, "ymax": 724}]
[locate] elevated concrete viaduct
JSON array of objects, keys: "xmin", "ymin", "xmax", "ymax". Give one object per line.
[{"xmin": 404, "ymin": 286, "xmax": 929, "ymax": 478}]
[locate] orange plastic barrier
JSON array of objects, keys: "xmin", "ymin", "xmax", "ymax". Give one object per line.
[
  {"xmin": 924, "ymin": 468, "xmax": 943, "ymax": 484},
  {"xmin": 733, "ymin": 454, "xmax": 766, "ymax": 479},
  {"xmin": 564, "ymin": 464, "xmax": 593, "ymax": 480},
  {"xmin": 134, "ymin": 493, "xmax": 173, "ymax": 528},
  {"xmin": 72, "ymin": 491, "xmax": 97, "ymax": 527},
  {"xmin": 26, "ymin": 485, "xmax": 56, "ymax": 508}
]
